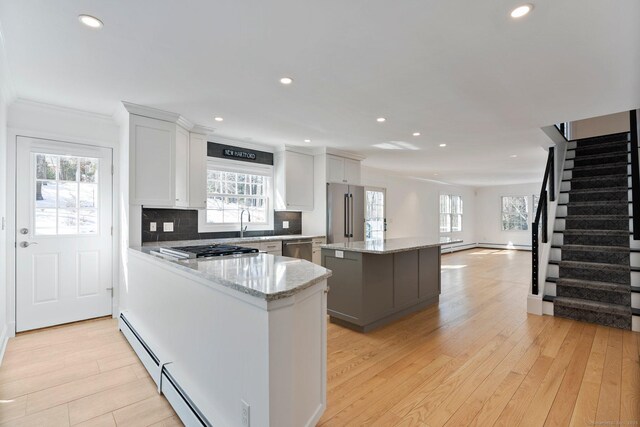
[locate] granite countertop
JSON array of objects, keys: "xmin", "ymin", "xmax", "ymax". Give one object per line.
[
  {"xmin": 321, "ymin": 237, "xmax": 463, "ymax": 254},
  {"xmin": 131, "ymin": 248, "xmax": 332, "ymax": 301},
  {"xmin": 142, "ymin": 234, "xmax": 326, "ymax": 248}
]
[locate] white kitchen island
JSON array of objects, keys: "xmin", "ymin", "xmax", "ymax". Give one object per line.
[{"xmin": 121, "ymin": 248, "xmax": 332, "ymax": 427}]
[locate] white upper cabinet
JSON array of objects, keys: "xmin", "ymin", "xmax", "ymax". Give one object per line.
[
  {"xmin": 188, "ymin": 133, "xmax": 208, "ymax": 209},
  {"xmin": 275, "ymin": 150, "xmax": 314, "ymax": 211},
  {"xmin": 326, "ymin": 154, "xmax": 361, "ymax": 184},
  {"xmin": 130, "ymin": 114, "xmax": 208, "ymax": 208},
  {"xmin": 130, "ymin": 114, "xmax": 177, "ymax": 206}
]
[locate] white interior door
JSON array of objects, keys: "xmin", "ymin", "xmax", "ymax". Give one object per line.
[{"xmin": 16, "ymin": 137, "xmax": 113, "ymax": 332}]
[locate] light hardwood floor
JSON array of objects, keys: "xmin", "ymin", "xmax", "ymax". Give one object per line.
[{"xmin": 0, "ymin": 249, "xmax": 637, "ymax": 426}]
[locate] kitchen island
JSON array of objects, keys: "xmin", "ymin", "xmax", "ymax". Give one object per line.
[
  {"xmin": 121, "ymin": 248, "xmax": 331, "ymax": 427},
  {"xmin": 321, "ymin": 237, "xmax": 462, "ymax": 332}
]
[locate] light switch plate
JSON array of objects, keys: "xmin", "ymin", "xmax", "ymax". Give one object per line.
[
  {"xmin": 282, "ymin": 221, "xmax": 289, "ymax": 229},
  {"xmin": 150, "ymin": 222, "xmax": 157, "ymax": 232},
  {"xmin": 163, "ymin": 222, "xmax": 174, "ymax": 232},
  {"xmin": 335, "ymin": 250, "xmax": 344, "ymax": 259}
]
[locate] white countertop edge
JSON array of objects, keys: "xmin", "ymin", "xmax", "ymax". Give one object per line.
[{"xmin": 128, "ymin": 247, "xmax": 332, "ymax": 302}]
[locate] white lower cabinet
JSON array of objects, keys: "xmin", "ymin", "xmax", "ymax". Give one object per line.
[{"xmin": 312, "ymin": 237, "xmax": 326, "ymax": 265}]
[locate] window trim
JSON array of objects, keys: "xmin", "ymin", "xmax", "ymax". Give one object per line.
[
  {"xmin": 198, "ymin": 158, "xmax": 275, "ymax": 233},
  {"xmin": 439, "ymin": 194, "xmax": 463, "ymax": 234},
  {"xmin": 500, "ymin": 195, "xmax": 530, "ymax": 232}
]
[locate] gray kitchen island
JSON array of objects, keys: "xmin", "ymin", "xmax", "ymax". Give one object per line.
[{"xmin": 321, "ymin": 237, "xmax": 462, "ymax": 332}]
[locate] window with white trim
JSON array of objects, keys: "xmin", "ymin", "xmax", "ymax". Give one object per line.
[
  {"xmin": 501, "ymin": 196, "xmax": 529, "ymax": 231},
  {"xmin": 439, "ymin": 195, "xmax": 463, "ymax": 233},
  {"xmin": 198, "ymin": 159, "xmax": 274, "ymax": 232}
]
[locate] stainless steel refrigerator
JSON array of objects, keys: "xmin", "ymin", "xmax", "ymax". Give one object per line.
[{"xmin": 327, "ymin": 183, "xmax": 365, "ymax": 244}]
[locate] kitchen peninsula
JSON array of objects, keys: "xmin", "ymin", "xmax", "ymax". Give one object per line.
[
  {"xmin": 121, "ymin": 248, "xmax": 331, "ymax": 427},
  {"xmin": 321, "ymin": 237, "xmax": 462, "ymax": 332}
]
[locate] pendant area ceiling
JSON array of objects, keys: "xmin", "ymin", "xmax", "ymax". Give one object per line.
[{"xmin": 0, "ymin": 0, "xmax": 638, "ymax": 186}]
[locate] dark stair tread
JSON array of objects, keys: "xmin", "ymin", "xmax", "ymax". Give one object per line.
[
  {"xmin": 550, "ymin": 245, "xmax": 640, "ymax": 252},
  {"xmin": 547, "ymin": 277, "xmax": 558, "ymax": 283},
  {"xmin": 556, "ymin": 278, "xmax": 631, "ymax": 293},
  {"xmin": 568, "ymin": 173, "xmax": 629, "ymax": 181},
  {"xmin": 560, "ymin": 188, "xmax": 631, "ymax": 193},
  {"xmin": 549, "ymin": 259, "xmax": 639, "ymax": 271},
  {"xmin": 631, "ymin": 286, "xmax": 640, "ymax": 293},
  {"xmin": 574, "ymin": 132, "xmax": 630, "ymax": 144},
  {"xmin": 561, "ymin": 215, "xmax": 629, "ymax": 220},
  {"xmin": 543, "ymin": 295, "xmax": 555, "ymax": 302},
  {"xmin": 555, "ymin": 216, "xmax": 633, "ymax": 219},
  {"xmin": 562, "ymin": 229, "xmax": 630, "ymax": 236},
  {"xmin": 553, "ymin": 297, "xmax": 631, "ymax": 315},
  {"xmin": 571, "ymin": 151, "xmax": 630, "ymax": 162},
  {"xmin": 567, "ymin": 186, "xmax": 628, "ymax": 194},
  {"xmin": 568, "ymin": 140, "xmax": 630, "ymax": 151},
  {"xmin": 559, "ymin": 260, "xmax": 630, "ymax": 271},
  {"xmin": 558, "ymin": 201, "xmax": 632, "ymax": 206},
  {"xmin": 633, "ymin": 308, "xmax": 640, "ymax": 316},
  {"xmin": 567, "ymin": 161, "xmax": 629, "ymax": 172},
  {"xmin": 560, "ymin": 244, "xmax": 630, "ymax": 253}
]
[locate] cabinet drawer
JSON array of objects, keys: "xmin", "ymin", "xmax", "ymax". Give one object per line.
[
  {"xmin": 312, "ymin": 238, "xmax": 326, "ymax": 247},
  {"xmin": 263, "ymin": 242, "xmax": 282, "ymax": 251}
]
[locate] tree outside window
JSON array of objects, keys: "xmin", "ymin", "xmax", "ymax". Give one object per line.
[
  {"xmin": 501, "ymin": 196, "xmax": 529, "ymax": 231},
  {"xmin": 440, "ymin": 195, "xmax": 463, "ymax": 233}
]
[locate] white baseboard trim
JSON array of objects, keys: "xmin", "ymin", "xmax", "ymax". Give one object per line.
[
  {"xmin": 527, "ymin": 295, "xmax": 543, "ymax": 315},
  {"xmin": 477, "ymin": 243, "xmax": 532, "ymax": 251},
  {"xmin": 441, "ymin": 243, "xmax": 477, "ymax": 254},
  {"xmin": 0, "ymin": 324, "xmax": 9, "ymax": 366}
]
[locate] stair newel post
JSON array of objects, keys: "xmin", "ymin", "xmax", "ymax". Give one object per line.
[
  {"xmin": 549, "ymin": 147, "xmax": 555, "ymax": 202},
  {"xmin": 541, "ymin": 190, "xmax": 548, "ymax": 244},
  {"xmin": 532, "ymin": 226, "xmax": 538, "ymax": 295},
  {"xmin": 631, "ymin": 110, "xmax": 640, "ymax": 240}
]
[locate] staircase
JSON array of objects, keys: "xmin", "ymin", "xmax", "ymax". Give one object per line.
[{"xmin": 543, "ymin": 132, "xmax": 639, "ymax": 330}]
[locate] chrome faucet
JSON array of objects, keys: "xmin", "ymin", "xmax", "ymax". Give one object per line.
[{"xmin": 240, "ymin": 209, "xmax": 251, "ymax": 238}]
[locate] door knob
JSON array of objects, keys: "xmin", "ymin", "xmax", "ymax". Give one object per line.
[
  {"xmin": 19, "ymin": 241, "xmax": 38, "ymax": 248},
  {"xmin": 19, "ymin": 228, "xmax": 29, "ymax": 235}
]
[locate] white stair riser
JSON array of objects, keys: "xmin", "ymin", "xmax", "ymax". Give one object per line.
[
  {"xmin": 633, "ymin": 292, "xmax": 640, "ymax": 309},
  {"xmin": 634, "ymin": 316, "xmax": 640, "ymax": 332},
  {"xmin": 554, "ymin": 218, "xmax": 633, "ymax": 233},
  {"xmin": 542, "ymin": 301, "xmax": 554, "ymax": 315},
  {"xmin": 550, "ymin": 248, "xmax": 561, "ymax": 261},
  {"xmin": 545, "ymin": 282, "xmax": 556, "ymax": 297},
  {"xmin": 547, "ymin": 264, "xmax": 559, "ymax": 278}
]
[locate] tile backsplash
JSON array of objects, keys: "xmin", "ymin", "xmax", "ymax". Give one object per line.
[{"xmin": 141, "ymin": 208, "xmax": 303, "ymax": 243}]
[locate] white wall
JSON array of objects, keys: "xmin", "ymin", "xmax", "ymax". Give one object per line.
[
  {"xmin": 570, "ymin": 111, "xmax": 629, "ymax": 140},
  {"xmin": 5, "ymin": 99, "xmax": 120, "ymax": 336},
  {"xmin": 475, "ymin": 182, "xmax": 541, "ymax": 249},
  {"xmin": 361, "ymin": 167, "xmax": 477, "ymax": 249},
  {"xmin": 0, "ymin": 66, "xmax": 9, "ymax": 360}
]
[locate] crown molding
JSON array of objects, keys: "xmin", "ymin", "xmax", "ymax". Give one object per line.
[
  {"xmin": 121, "ymin": 101, "xmax": 181, "ymax": 123},
  {"xmin": 324, "ymin": 147, "xmax": 366, "ymax": 161},
  {"xmin": 191, "ymin": 124, "xmax": 216, "ymax": 136},
  {"xmin": 12, "ymin": 98, "xmax": 115, "ymax": 122}
]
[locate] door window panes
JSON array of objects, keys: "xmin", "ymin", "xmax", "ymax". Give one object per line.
[
  {"xmin": 365, "ymin": 190, "xmax": 385, "ymax": 240},
  {"xmin": 501, "ymin": 196, "xmax": 529, "ymax": 231},
  {"xmin": 34, "ymin": 153, "xmax": 99, "ymax": 235}
]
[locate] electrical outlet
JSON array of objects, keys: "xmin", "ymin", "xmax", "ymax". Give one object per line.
[
  {"xmin": 150, "ymin": 222, "xmax": 157, "ymax": 232},
  {"xmin": 282, "ymin": 221, "xmax": 289, "ymax": 229},
  {"xmin": 241, "ymin": 400, "xmax": 250, "ymax": 427},
  {"xmin": 163, "ymin": 222, "xmax": 174, "ymax": 232}
]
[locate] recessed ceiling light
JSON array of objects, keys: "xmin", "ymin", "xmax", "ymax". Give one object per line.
[
  {"xmin": 510, "ymin": 154, "xmax": 518, "ymax": 158},
  {"xmin": 439, "ymin": 143, "xmax": 447, "ymax": 147},
  {"xmin": 78, "ymin": 14, "xmax": 103, "ymax": 29},
  {"xmin": 280, "ymin": 77, "xmax": 293, "ymax": 85},
  {"xmin": 376, "ymin": 117, "xmax": 386, "ymax": 123},
  {"xmin": 214, "ymin": 117, "xmax": 224, "ymax": 122},
  {"xmin": 433, "ymin": 173, "xmax": 439, "ymax": 176},
  {"xmin": 510, "ymin": 4, "xmax": 533, "ymax": 18},
  {"xmin": 304, "ymin": 139, "xmax": 311, "ymax": 143},
  {"xmin": 412, "ymin": 132, "xmax": 421, "ymax": 136}
]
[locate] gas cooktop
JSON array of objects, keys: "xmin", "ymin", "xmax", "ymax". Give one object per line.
[{"xmin": 158, "ymin": 244, "xmax": 259, "ymax": 259}]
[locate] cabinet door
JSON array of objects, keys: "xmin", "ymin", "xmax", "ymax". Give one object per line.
[
  {"xmin": 189, "ymin": 133, "xmax": 207, "ymax": 208},
  {"xmin": 285, "ymin": 151, "xmax": 314, "ymax": 210},
  {"xmin": 326, "ymin": 155, "xmax": 345, "ymax": 183},
  {"xmin": 130, "ymin": 115, "xmax": 176, "ymax": 206},
  {"xmin": 174, "ymin": 126, "xmax": 189, "ymax": 207},
  {"xmin": 344, "ymin": 158, "xmax": 361, "ymax": 184},
  {"xmin": 312, "ymin": 249, "xmax": 321, "ymax": 265}
]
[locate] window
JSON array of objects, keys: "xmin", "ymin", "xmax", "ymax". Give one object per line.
[
  {"xmin": 440, "ymin": 195, "xmax": 463, "ymax": 233},
  {"xmin": 34, "ymin": 153, "xmax": 99, "ymax": 235},
  {"xmin": 365, "ymin": 189, "xmax": 385, "ymax": 240},
  {"xmin": 501, "ymin": 196, "xmax": 529, "ymax": 231},
  {"xmin": 198, "ymin": 159, "xmax": 274, "ymax": 232}
]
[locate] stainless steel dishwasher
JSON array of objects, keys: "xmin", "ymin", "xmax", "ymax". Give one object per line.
[{"xmin": 282, "ymin": 238, "xmax": 313, "ymax": 261}]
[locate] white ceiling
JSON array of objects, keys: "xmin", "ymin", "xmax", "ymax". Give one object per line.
[{"xmin": 1, "ymin": 0, "xmax": 638, "ymax": 186}]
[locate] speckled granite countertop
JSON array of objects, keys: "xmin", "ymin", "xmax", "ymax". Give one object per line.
[
  {"xmin": 321, "ymin": 237, "xmax": 463, "ymax": 254},
  {"xmin": 142, "ymin": 234, "xmax": 326, "ymax": 247},
  {"xmin": 130, "ymin": 248, "xmax": 332, "ymax": 301}
]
